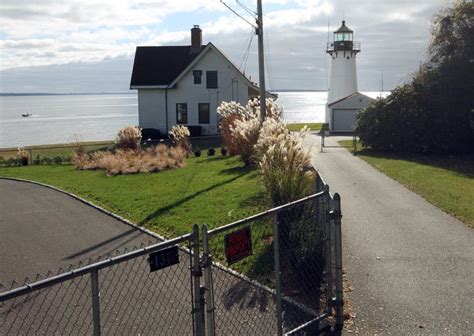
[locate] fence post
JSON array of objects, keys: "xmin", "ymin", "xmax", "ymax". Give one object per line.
[
  {"xmin": 201, "ymin": 225, "xmax": 215, "ymax": 336},
  {"xmin": 332, "ymin": 193, "xmax": 344, "ymax": 328},
  {"xmin": 320, "ymin": 131, "xmax": 325, "ymax": 152},
  {"xmin": 352, "ymin": 134, "xmax": 357, "ymax": 155},
  {"xmin": 192, "ymin": 225, "xmax": 206, "ymax": 336},
  {"xmin": 323, "ymin": 186, "xmax": 333, "ymax": 313},
  {"xmin": 272, "ymin": 213, "xmax": 283, "ymax": 336},
  {"xmin": 91, "ymin": 269, "xmax": 101, "ymax": 336}
]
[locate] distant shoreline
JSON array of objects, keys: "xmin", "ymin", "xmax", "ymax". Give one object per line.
[{"xmin": 0, "ymin": 92, "xmax": 135, "ymax": 97}]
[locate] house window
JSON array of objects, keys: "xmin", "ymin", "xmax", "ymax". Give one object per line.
[
  {"xmin": 206, "ymin": 71, "xmax": 218, "ymax": 89},
  {"xmin": 193, "ymin": 70, "xmax": 202, "ymax": 84},
  {"xmin": 198, "ymin": 103, "xmax": 210, "ymax": 124},
  {"xmin": 176, "ymin": 103, "xmax": 187, "ymax": 124}
]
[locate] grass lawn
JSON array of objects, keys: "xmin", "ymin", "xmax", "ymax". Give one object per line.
[
  {"xmin": 0, "ymin": 141, "xmax": 114, "ymax": 160},
  {"xmin": 0, "ymin": 155, "xmax": 265, "ymax": 237},
  {"xmin": 287, "ymin": 123, "xmax": 323, "ymax": 132},
  {"xmin": 339, "ymin": 140, "xmax": 474, "ymax": 227}
]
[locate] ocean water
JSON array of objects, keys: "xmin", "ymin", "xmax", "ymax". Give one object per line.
[{"xmin": 0, "ymin": 91, "xmax": 387, "ymax": 148}]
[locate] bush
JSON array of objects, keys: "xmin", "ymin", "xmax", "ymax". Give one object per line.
[
  {"xmin": 217, "ymin": 101, "xmax": 249, "ymax": 155},
  {"xmin": 116, "ymin": 126, "xmax": 142, "ymax": 150},
  {"xmin": 259, "ymin": 127, "xmax": 315, "ymax": 206},
  {"xmin": 230, "ymin": 117, "xmax": 261, "ymax": 165},
  {"xmin": 169, "ymin": 125, "xmax": 191, "ymax": 153},
  {"xmin": 207, "ymin": 148, "xmax": 216, "ymax": 156},
  {"xmin": 220, "ymin": 147, "xmax": 228, "ymax": 156},
  {"xmin": 194, "ymin": 146, "xmax": 202, "ymax": 157},
  {"xmin": 53, "ymin": 156, "xmax": 63, "ymax": 165},
  {"xmin": 73, "ymin": 145, "xmax": 186, "ymax": 176},
  {"xmin": 17, "ymin": 147, "xmax": 29, "ymax": 166},
  {"xmin": 356, "ymin": 1, "xmax": 474, "ymax": 154},
  {"xmin": 33, "ymin": 155, "xmax": 41, "ymax": 165}
]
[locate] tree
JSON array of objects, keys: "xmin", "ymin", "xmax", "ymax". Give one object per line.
[{"xmin": 356, "ymin": 1, "xmax": 474, "ymax": 154}]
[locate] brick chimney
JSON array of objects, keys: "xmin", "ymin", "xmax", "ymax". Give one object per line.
[{"xmin": 191, "ymin": 25, "xmax": 202, "ymax": 54}]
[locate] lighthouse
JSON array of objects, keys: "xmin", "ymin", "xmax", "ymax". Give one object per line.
[{"xmin": 325, "ymin": 20, "xmax": 371, "ymax": 132}]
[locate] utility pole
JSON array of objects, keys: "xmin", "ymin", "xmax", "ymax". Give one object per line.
[{"xmin": 256, "ymin": 0, "xmax": 266, "ymax": 121}]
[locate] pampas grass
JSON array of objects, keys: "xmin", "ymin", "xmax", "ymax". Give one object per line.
[
  {"xmin": 73, "ymin": 145, "xmax": 186, "ymax": 176},
  {"xmin": 116, "ymin": 126, "xmax": 142, "ymax": 150},
  {"xmin": 259, "ymin": 127, "xmax": 314, "ymax": 206}
]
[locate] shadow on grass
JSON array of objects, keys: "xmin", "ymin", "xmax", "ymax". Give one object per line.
[
  {"xmin": 356, "ymin": 149, "xmax": 474, "ymax": 178},
  {"xmin": 138, "ymin": 169, "xmax": 251, "ymax": 226}
]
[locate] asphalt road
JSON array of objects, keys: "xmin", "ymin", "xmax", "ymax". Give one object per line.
[{"xmin": 307, "ymin": 134, "xmax": 474, "ymax": 335}]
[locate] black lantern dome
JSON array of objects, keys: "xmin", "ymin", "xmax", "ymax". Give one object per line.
[{"xmin": 327, "ymin": 20, "xmax": 360, "ymax": 54}]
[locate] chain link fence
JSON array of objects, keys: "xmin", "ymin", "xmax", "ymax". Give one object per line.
[
  {"xmin": 0, "ymin": 234, "xmax": 196, "ymax": 336},
  {"xmin": 1, "ymin": 177, "xmax": 343, "ymax": 335},
  {"xmin": 202, "ymin": 175, "xmax": 343, "ymax": 336}
]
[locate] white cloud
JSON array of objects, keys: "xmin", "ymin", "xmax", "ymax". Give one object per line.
[{"xmin": 0, "ymin": 0, "xmax": 447, "ymax": 91}]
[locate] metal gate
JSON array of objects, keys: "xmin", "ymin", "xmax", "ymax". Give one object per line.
[{"xmin": 1, "ymin": 180, "xmax": 343, "ymax": 335}]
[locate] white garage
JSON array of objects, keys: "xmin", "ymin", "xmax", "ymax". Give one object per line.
[{"xmin": 326, "ymin": 92, "xmax": 372, "ymax": 133}]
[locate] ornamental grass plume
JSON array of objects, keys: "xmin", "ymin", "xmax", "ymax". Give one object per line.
[
  {"xmin": 230, "ymin": 116, "xmax": 261, "ymax": 166},
  {"xmin": 73, "ymin": 144, "xmax": 186, "ymax": 176},
  {"xmin": 247, "ymin": 97, "xmax": 283, "ymax": 122},
  {"xmin": 17, "ymin": 147, "xmax": 29, "ymax": 165},
  {"xmin": 259, "ymin": 126, "xmax": 314, "ymax": 206},
  {"xmin": 169, "ymin": 125, "xmax": 191, "ymax": 153},
  {"xmin": 254, "ymin": 118, "xmax": 290, "ymax": 161},
  {"xmin": 116, "ymin": 126, "xmax": 142, "ymax": 150},
  {"xmin": 217, "ymin": 101, "xmax": 250, "ymax": 155}
]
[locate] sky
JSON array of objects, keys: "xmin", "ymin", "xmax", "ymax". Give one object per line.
[{"xmin": 0, "ymin": 0, "xmax": 449, "ymax": 93}]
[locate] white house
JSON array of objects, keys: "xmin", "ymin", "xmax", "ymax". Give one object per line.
[
  {"xmin": 326, "ymin": 21, "xmax": 372, "ymax": 132},
  {"xmin": 130, "ymin": 25, "xmax": 266, "ymax": 136}
]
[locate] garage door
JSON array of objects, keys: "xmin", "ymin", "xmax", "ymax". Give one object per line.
[{"xmin": 333, "ymin": 109, "xmax": 357, "ymax": 132}]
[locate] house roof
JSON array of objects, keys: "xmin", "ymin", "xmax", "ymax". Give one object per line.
[
  {"xmin": 327, "ymin": 92, "xmax": 372, "ymax": 107},
  {"xmin": 130, "ymin": 46, "xmax": 203, "ymax": 88},
  {"xmin": 129, "ymin": 42, "xmax": 277, "ymax": 99}
]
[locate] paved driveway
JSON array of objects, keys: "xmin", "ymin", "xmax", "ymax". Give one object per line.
[
  {"xmin": 307, "ymin": 134, "xmax": 474, "ymax": 335},
  {"xmin": 0, "ymin": 179, "xmax": 159, "ymax": 285},
  {"xmin": 0, "ymin": 178, "xmax": 311, "ymax": 335}
]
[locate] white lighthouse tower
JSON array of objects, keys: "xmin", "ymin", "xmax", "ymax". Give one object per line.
[{"xmin": 325, "ymin": 21, "xmax": 371, "ymax": 132}]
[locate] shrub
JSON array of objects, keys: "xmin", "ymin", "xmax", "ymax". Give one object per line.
[
  {"xmin": 217, "ymin": 101, "xmax": 249, "ymax": 155},
  {"xmin": 220, "ymin": 147, "xmax": 228, "ymax": 156},
  {"xmin": 53, "ymin": 156, "xmax": 63, "ymax": 165},
  {"xmin": 259, "ymin": 127, "xmax": 315, "ymax": 206},
  {"xmin": 193, "ymin": 146, "xmax": 202, "ymax": 157},
  {"xmin": 356, "ymin": 1, "xmax": 474, "ymax": 154},
  {"xmin": 254, "ymin": 118, "xmax": 290, "ymax": 162},
  {"xmin": 17, "ymin": 147, "xmax": 29, "ymax": 166},
  {"xmin": 116, "ymin": 126, "xmax": 142, "ymax": 150},
  {"xmin": 230, "ymin": 117, "xmax": 261, "ymax": 166},
  {"xmin": 32, "ymin": 155, "xmax": 41, "ymax": 165},
  {"xmin": 169, "ymin": 125, "xmax": 191, "ymax": 153},
  {"xmin": 247, "ymin": 97, "xmax": 283, "ymax": 122},
  {"xmin": 73, "ymin": 145, "xmax": 186, "ymax": 176},
  {"xmin": 207, "ymin": 148, "xmax": 216, "ymax": 156}
]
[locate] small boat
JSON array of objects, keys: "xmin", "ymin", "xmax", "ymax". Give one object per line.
[{"xmin": 21, "ymin": 113, "xmax": 32, "ymax": 117}]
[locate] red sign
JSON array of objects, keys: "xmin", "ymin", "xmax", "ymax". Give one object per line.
[{"xmin": 224, "ymin": 227, "xmax": 253, "ymax": 265}]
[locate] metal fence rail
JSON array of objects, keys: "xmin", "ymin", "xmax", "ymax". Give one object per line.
[
  {"xmin": 320, "ymin": 131, "xmax": 357, "ymax": 154},
  {"xmin": 0, "ymin": 233, "xmax": 195, "ymax": 335},
  {"xmin": 1, "ymin": 178, "xmax": 343, "ymax": 335}
]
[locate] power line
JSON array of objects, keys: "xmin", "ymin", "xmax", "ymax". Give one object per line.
[
  {"xmin": 220, "ymin": 0, "xmax": 257, "ymax": 28},
  {"xmin": 235, "ymin": 0, "xmax": 257, "ymax": 16}
]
